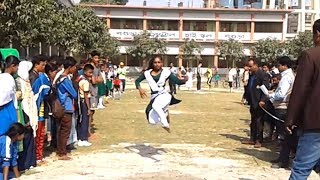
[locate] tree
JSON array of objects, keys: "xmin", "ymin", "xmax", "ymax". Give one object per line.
[
  {"xmin": 0, "ymin": 0, "xmax": 57, "ymax": 52},
  {"xmin": 252, "ymin": 38, "xmax": 287, "ymax": 63},
  {"xmin": 126, "ymin": 31, "xmax": 167, "ymax": 65},
  {"xmin": 286, "ymin": 31, "xmax": 313, "ymax": 59},
  {"xmin": 179, "ymin": 39, "xmax": 203, "ymax": 67},
  {"xmin": 216, "ymin": 39, "xmax": 244, "ymax": 68},
  {"xmin": 0, "ymin": 0, "xmax": 119, "ymax": 57},
  {"xmin": 94, "ymin": 32, "xmax": 120, "ymax": 58}
]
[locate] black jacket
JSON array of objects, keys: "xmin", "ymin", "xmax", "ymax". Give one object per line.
[{"xmin": 248, "ymin": 69, "xmax": 270, "ymax": 109}]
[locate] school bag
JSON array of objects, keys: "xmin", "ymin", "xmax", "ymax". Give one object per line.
[{"xmin": 49, "ymin": 76, "xmax": 66, "ymax": 120}]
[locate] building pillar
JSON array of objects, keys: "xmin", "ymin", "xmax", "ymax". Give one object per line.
[
  {"xmin": 250, "ymin": 14, "xmax": 255, "ymax": 42},
  {"xmin": 39, "ymin": 42, "xmax": 42, "ymax": 54},
  {"xmin": 214, "ymin": 55, "xmax": 218, "ymax": 68},
  {"xmin": 106, "ymin": 10, "xmax": 111, "ymax": 29},
  {"xmin": 314, "ymin": 0, "xmax": 320, "ymax": 20},
  {"xmin": 179, "ymin": 11, "xmax": 183, "ymax": 40},
  {"xmin": 178, "ymin": 47, "xmax": 182, "ymax": 67},
  {"xmin": 269, "ymin": 0, "xmax": 275, "ymax": 9},
  {"xmin": 143, "ymin": 10, "xmax": 147, "ymax": 30},
  {"xmin": 49, "ymin": 45, "xmax": 52, "ymax": 56},
  {"xmin": 214, "ymin": 13, "xmax": 220, "ymax": 68},
  {"xmin": 262, "ymin": 0, "xmax": 267, "ymax": 9},
  {"xmin": 283, "ymin": 0, "xmax": 289, "ymax": 9},
  {"xmin": 282, "ymin": 14, "xmax": 288, "ymax": 41},
  {"xmin": 301, "ymin": 0, "xmax": 306, "ymax": 32}
]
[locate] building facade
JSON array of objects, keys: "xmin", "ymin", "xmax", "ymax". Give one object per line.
[{"xmin": 88, "ymin": 5, "xmax": 290, "ymax": 68}]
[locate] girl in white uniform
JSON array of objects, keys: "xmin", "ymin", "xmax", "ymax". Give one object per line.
[{"xmin": 135, "ymin": 56, "xmax": 188, "ymax": 133}]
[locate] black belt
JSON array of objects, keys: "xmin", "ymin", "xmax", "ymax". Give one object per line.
[{"xmin": 151, "ymin": 91, "xmax": 159, "ymax": 95}]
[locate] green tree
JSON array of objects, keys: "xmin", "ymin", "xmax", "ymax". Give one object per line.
[
  {"xmin": 126, "ymin": 31, "xmax": 167, "ymax": 66},
  {"xmin": 94, "ymin": 32, "xmax": 120, "ymax": 58},
  {"xmin": 179, "ymin": 39, "xmax": 203, "ymax": 67},
  {"xmin": 0, "ymin": 0, "xmax": 57, "ymax": 53},
  {"xmin": 38, "ymin": 5, "xmax": 112, "ymax": 56},
  {"xmin": 216, "ymin": 39, "xmax": 244, "ymax": 68},
  {"xmin": 286, "ymin": 31, "xmax": 313, "ymax": 59},
  {"xmin": 252, "ymin": 38, "xmax": 287, "ymax": 63}
]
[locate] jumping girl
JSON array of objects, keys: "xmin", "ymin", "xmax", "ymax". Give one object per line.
[{"xmin": 135, "ymin": 56, "xmax": 188, "ymax": 133}]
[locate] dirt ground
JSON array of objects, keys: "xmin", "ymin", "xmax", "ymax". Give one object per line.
[{"xmin": 21, "ymin": 83, "xmax": 318, "ymax": 180}]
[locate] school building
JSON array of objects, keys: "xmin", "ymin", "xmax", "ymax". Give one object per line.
[{"xmin": 85, "ymin": 4, "xmax": 293, "ymax": 68}]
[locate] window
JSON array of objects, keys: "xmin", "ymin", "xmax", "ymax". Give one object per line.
[
  {"xmin": 183, "ymin": 21, "xmax": 191, "ymax": 31},
  {"xmin": 168, "ymin": 21, "xmax": 179, "ymax": 31},
  {"xmin": 183, "ymin": 21, "xmax": 215, "ymax": 31},
  {"xmin": 148, "ymin": 20, "xmax": 179, "ymax": 30},
  {"xmin": 110, "ymin": 19, "xmax": 142, "ymax": 29},
  {"xmin": 255, "ymin": 22, "xmax": 282, "ymax": 32},
  {"xmin": 110, "ymin": 19, "xmax": 121, "ymax": 29},
  {"xmin": 287, "ymin": 14, "xmax": 298, "ymax": 33},
  {"xmin": 220, "ymin": 22, "xmax": 250, "ymax": 32},
  {"xmin": 148, "ymin": 20, "xmax": 164, "ymax": 30},
  {"xmin": 194, "ymin": 22, "xmax": 207, "ymax": 31},
  {"xmin": 123, "ymin": 19, "xmax": 142, "ymax": 29}
]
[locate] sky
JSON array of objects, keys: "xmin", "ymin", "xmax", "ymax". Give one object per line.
[{"xmin": 127, "ymin": 0, "xmax": 204, "ymax": 8}]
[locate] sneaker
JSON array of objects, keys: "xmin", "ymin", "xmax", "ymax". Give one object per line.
[
  {"xmin": 78, "ymin": 140, "xmax": 84, "ymax": 147},
  {"xmin": 82, "ymin": 141, "xmax": 92, "ymax": 147},
  {"xmin": 97, "ymin": 105, "xmax": 105, "ymax": 109}
]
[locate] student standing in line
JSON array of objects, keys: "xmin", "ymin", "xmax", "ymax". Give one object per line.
[
  {"xmin": 55, "ymin": 57, "xmax": 78, "ymax": 160},
  {"xmin": 29, "ymin": 55, "xmax": 47, "ymax": 85},
  {"xmin": 97, "ymin": 63, "xmax": 107, "ymax": 109},
  {"xmin": 15, "ymin": 61, "xmax": 38, "ymax": 171},
  {"xmin": 32, "ymin": 63, "xmax": 58, "ymax": 164},
  {"xmin": 77, "ymin": 64, "xmax": 94, "ymax": 147},
  {"xmin": 0, "ymin": 54, "xmax": 20, "ymax": 136}
]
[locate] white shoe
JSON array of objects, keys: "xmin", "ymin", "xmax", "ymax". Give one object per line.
[
  {"xmin": 97, "ymin": 105, "xmax": 105, "ymax": 109},
  {"xmin": 77, "ymin": 140, "xmax": 84, "ymax": 147},
  {"xmin": 82, "ymin": 141, "xmax": 92, "ymax": 147}
]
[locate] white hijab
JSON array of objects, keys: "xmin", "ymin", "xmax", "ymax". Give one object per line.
[
  {"xmin": 0, "ymin": 73, "xmax": 16, "ymax": 106},
  {"xmin": 18, "ymin": 61, "xmax": 33, "ymax": 81}
]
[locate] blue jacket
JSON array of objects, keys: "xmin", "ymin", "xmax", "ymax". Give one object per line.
[
  {"xmin": 32, "ymin": 73, "xmax": 51, "ymax": 121},
  {"xmin": 0, "ymin": 136, "xmax": 18, "ymax": 168},
  {"xmin": 57, "ymin": 76, "xmax": 77, "ymax": 113}
]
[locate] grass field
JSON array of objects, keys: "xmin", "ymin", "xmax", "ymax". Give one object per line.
[
  {"xmin": 24, "ymin": 88, "xmax": 320, "ymax": 179},
  {"xmin": 80, "ymin": 89, "xmax": 278, "ymax": 165}
]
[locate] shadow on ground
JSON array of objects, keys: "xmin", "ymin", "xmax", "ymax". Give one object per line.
[
  {"xmin": 234, "ymin": 147, "xmax": 278, "ymax": 163},
  {"xmin": 125, "ymin": 144, "xmax": 167, "ymax": 162}
]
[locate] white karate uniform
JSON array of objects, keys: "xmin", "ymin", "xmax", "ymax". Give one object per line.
[{"xmin": 144, "ymin": 69, "xmax": 172, "ymax": 128}]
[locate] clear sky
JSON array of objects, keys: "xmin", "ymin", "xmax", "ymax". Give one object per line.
[{"xmin": 127, "ymin": 0, "xmax": 204, "ymax": 8}]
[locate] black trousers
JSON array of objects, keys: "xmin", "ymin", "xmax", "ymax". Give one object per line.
[
  {"xmin": 121, "ymin": 79, "xmax": 126, "ymax": 92},
  {"xmin": 250, "ymin": 106, "xmax": 264, "ymax": 143},
  {"xmin": 242, "ymin": 85, "xmax": 248, "ymax": 100},
  {"xmin": 169, "ymin": 80, "xmax": 176, "ymax": 94},
  {"xmin": 197, "ymin": 76, "xmax": 201, "ymax": 90},
  {"xmin": 275, "ymin": 109, "xmax": 299, "ymax": 164}
]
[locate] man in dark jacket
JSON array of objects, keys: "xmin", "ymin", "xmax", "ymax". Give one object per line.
[
  {"xmin": 286, "ymin": 19, "xmax": 320, "ymax": 179},
  {"xmin": 242, "ymin": 59, "xmax": 270, "ymax": 148}
]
